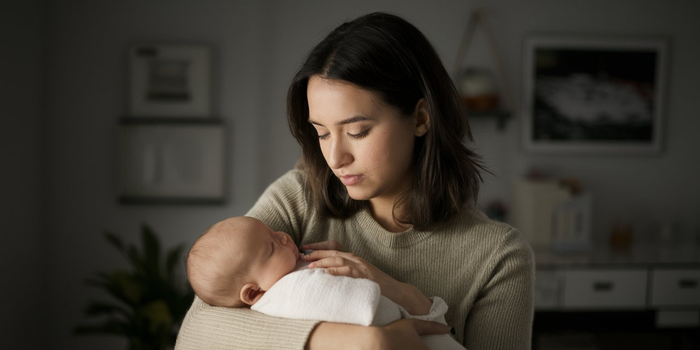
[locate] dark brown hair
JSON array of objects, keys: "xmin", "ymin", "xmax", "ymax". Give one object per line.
[{"xmin": 287, "ymin": 12, "xmax": 487, "ymax": 230}]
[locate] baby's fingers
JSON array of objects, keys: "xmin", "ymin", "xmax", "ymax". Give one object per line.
[{"xmin": 301, "ymin": 240, "xmax": 342, "ymax": 252}]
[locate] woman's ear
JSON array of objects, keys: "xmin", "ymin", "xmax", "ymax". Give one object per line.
[
  {"xmin": 240, "ymin": 283, "xmax": 265, "ymax": 306},
  {"xmin": 413, "ymin": 98, "xmax": 431, "ymax": 137}
]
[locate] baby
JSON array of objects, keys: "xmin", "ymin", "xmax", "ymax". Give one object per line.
[
  {"xmin": 186, "ymin": 216, "xmax": 465, "ymax": 350},
  {"xmin": 186, "ymin": 216, "xmax": 302, "ymax": 308}
]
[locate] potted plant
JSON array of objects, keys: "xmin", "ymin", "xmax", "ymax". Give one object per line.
[{"xmin": 75, "ymin": 224, "xmax": 194, "ymax": 350}]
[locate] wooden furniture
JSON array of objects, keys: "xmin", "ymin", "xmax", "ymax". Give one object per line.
[
  {"xmin": 534, "ymin": 244, "xmax": 700, "ymax": 326},
  {"xmin": 533, "ymin": 245, "xmax": 700, "ymax": 349}
]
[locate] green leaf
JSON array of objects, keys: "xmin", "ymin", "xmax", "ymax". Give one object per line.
[
  {"xmin": 78, "ymin": 224, "xmax": 192, "ymax": 350},
  {"xmin": 74, "ymin": 320, "xmax": 129, "ymax": 336},
  {"xmin": 142, "ymin": 224, "xmax": 161, "ymax": 280},
  {"xmin": 104, "ymin": 231, "xmax": 127, "ymax": 257},
  {"xmin": 85, "ymin": 271, "xmax": 137, "ymax": 307},
  {"xmin": 165, "ymin": 244, "xmax": 184, "ymax": 278},
  {"xmin": 113, "ymin": 271, "xmax": 143, "ymax": 304},
  {"xmin": 84, "ymin": 301, "xmax": 131, "ymax": 319},
  {"xmin": 127, "ymin": 245, "xmax": 145, "ymax": 277},
  {"xmin": 140, "ymin": 299, "xmax": 173, "ymax": 334}
]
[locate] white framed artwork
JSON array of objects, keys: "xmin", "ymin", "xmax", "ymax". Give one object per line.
[
  {"xmin": 128, "ymin": 44, "xmax": 211, "ymax": 118},
  {"xmin": 117, "ymin": 119, "xmax": 225, "ymax": 204}
]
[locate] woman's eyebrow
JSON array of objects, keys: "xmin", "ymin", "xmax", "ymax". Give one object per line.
[{"xmin": 309, "ymin": 115, "xmax": 374, "ymax": 127}]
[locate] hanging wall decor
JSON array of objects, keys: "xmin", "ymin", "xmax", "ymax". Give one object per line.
[{"xmin": 128, "ymin": 44, "xmax": 211, "ymax": 118}]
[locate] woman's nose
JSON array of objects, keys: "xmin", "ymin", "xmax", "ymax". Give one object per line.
[{"xmin": 326, "ymin": 137, "xmax": 352, "ymax": 169}]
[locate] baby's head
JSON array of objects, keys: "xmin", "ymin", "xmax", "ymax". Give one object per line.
[{"xmin": 186, "ymin": 216, "xmax": 301, "ymax": 308}]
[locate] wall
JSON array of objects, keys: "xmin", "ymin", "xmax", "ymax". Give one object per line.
[
  {"xmin": 39, "ymin": 0, "xmax": 700, "ymax": 349},
  {"xmin": 44, "ymin": 1, "xmax": 266, "ymax": 348},
  {"xmin": 0, "ymin": 1, "xmax": 46, "ymax": 349}
]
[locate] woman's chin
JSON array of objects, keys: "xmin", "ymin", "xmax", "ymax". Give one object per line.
[{"xmin": 346, "ymin": 189, "xmax": 372, "ymax": 201}]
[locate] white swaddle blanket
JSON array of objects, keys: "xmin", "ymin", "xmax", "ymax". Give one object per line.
[{"xmin": 251, "ymin": 265, "xmax": 466, "ymax": 350}]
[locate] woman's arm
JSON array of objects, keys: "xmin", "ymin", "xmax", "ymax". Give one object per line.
[
  {"xmin": 463, "ymin": 228, "xmax": 535, "ymax": 350},
  {"xmin": 175, "ymin": 297, "xmax": 449, "ymax": 350},
  {"xmin": 306, "ymin": 319, "xmax": 451, "ymax": 350},
  {"xmin": 177, "ymin": 171, "xmax": 320, "ymax": 350},
  {"xmin": 175, "ymin": 297, "xmax": 319, "ymax": 350}
]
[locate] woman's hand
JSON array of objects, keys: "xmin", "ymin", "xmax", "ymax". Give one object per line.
[
  {"xmin": 302, "ymin": 249, "xmax": 432, "ymax": 315},
  {"xmin": 374, "ymin": 319, "xmax": 452, "ymax": 350},
  {"xmin": 306, "ymin": 319, "xmax": 451, "ymax": 350}
]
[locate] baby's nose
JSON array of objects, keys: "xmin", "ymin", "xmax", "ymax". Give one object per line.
[{"xmin": 279, "ymin": 233, "xmax": 288, "ymax": 245}]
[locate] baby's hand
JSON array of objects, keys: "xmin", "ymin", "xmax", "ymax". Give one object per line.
[{"xmin": 301, "ymin": 240, "xmax": 342, "ymax": 255}]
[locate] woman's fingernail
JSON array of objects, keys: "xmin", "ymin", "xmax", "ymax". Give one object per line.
[
  {"xmin": 450, "ymin": 327, "xmax": 455, "ymax": 335},
  {"xmin": 308, "ymin": 263, "xmax": 316, "ymax": 268}
]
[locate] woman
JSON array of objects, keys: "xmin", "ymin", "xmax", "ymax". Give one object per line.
[{"xmin": 176, "ymin": 12, "xmax": 534, "ymax": 350}]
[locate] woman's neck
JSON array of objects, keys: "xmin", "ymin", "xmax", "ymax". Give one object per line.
[{"xmin": 368, "ymin": 197, "xmax": 411, "ymax": 233}]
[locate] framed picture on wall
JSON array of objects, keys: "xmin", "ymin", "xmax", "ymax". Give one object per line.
[
  {"xmin": 128, "ymin": 44, "xmax": 211, "ymax": 118},
  {"xmin": 522, "ymin": 36, "xmax": 668, "ymax": 153},
  {"xmin": 117, "ymin": 119, "xmax": 226, "ymax": 204}
]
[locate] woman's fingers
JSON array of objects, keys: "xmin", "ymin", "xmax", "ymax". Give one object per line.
[
  {"xmin": 302, "ymin": 249, "xmax": 358, "ymax": 262},
  {"xmin": 308, "ymin": 256, "xmax": 347, "ymax": 268},
  {"xmin": 301, "ymin": 240, "xmax": 342, "ymax": 251},
  {"xmin": 323, "ymin": 265, "xmax": 359, "ymax": 278}
]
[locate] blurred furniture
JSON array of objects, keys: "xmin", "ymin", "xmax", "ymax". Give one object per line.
[{"xmin": 533, "ymin": 244, "xmax": 700, "ymax": 349}]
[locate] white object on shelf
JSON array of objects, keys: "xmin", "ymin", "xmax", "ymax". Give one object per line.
[
  {"xmin": 513, "ymin": 178, "xmax": 572, "ymax": 246},
  {"xmin": 551, "ymin": 194, "xmax": 592, "ymax": 252}
]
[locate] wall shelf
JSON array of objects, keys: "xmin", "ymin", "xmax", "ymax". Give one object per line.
[
  {"xmin": 454, "ymin": 9, "xmax": 515, "ymax": 131},
  {"xmin": 464, "ymin": 109, "xmax": 511, "ymax": 130}
]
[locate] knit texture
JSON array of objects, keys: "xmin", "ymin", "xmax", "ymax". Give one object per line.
[{"xmin": 175, "ymin": 169, "xmax": 535, "ymax": 350}]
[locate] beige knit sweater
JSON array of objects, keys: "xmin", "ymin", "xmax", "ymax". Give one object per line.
[{"xmin": 175, "ymin": 170, "xmax": 534, "ymax": 350}]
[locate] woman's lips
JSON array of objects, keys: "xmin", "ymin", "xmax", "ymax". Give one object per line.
[{"xmin": 339, "ymin": 174, "xmax": 364, "ymax": 186}]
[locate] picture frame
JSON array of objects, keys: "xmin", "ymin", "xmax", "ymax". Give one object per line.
[
  {"xmin": 117, "ymin": 119, "xmax": 226, "ymax": 204},
  {"xmin": 522, "ymin": 36, "xmax": 668, "ymax": 153},
  {"xmin": 128, "ymin": 44, "xmax": 211, "ymax": 118}
]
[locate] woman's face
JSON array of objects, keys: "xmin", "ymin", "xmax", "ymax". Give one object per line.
[{"xmin": 307, "ymin": 75, "xmax": 421, "ymax": 205}]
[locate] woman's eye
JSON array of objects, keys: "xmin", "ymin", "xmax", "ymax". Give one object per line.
[
  {"xmin": 348, "ymin": 129, "xmax": 370, "ymax": 139},
  {"xmin": 318, "ymin": 133, "xmax": 330, "ymax": 140}
]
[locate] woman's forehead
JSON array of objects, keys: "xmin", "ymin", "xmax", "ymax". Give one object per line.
[{"xmin": 307, "ymin": 76, "xmax": 388, "ymax": 123}]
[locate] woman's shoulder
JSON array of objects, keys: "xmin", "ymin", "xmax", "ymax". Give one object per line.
[
  {"xmin": 246, "ymin": 168, "xmax": 313, "ymax": 236},
  {"xmin": 271, "ymin": 168, "xmax": 308, "ymax": 189},
  {"xmin": 252, "ymin": 169, "xmax": 308, "ymax": 205},
  {"xmin": 452, "ymin": 207, "xmax": 515, "ymax": 235},
  {"xmin": 447, "ymin": 208, "xmax": 532, "ymax": 255}
]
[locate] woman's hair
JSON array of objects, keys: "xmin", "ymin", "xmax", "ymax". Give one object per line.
[{"xmin": 287, "ymin": 12, "xmax": 487, "ymax": 230}]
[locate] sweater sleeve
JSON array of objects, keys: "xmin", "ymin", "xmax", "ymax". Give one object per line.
[
  {"xmin": 175, "ymin": 170, "xmax": 319, "ymax": 350},
  {"xmin": 463, "ymin": 228, "xmax": 535, "ymax": 350},
  {"xmin": 175, "ymin": 297, "xmax": 319, "ymax": 350}
]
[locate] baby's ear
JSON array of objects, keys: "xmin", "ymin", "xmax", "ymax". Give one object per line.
[{"xmin": 240, "ymin": 283, "xmax": 265, "ymax": 305}]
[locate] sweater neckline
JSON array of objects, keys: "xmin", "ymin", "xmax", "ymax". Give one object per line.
[{"xmin": 355, "ymin": 207, "xmax": 432, "ymax": 248}]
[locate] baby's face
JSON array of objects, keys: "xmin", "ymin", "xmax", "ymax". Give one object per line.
[{"xmin": 236, "ymin": 218, "xmax": 301, "ymax": 291}]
